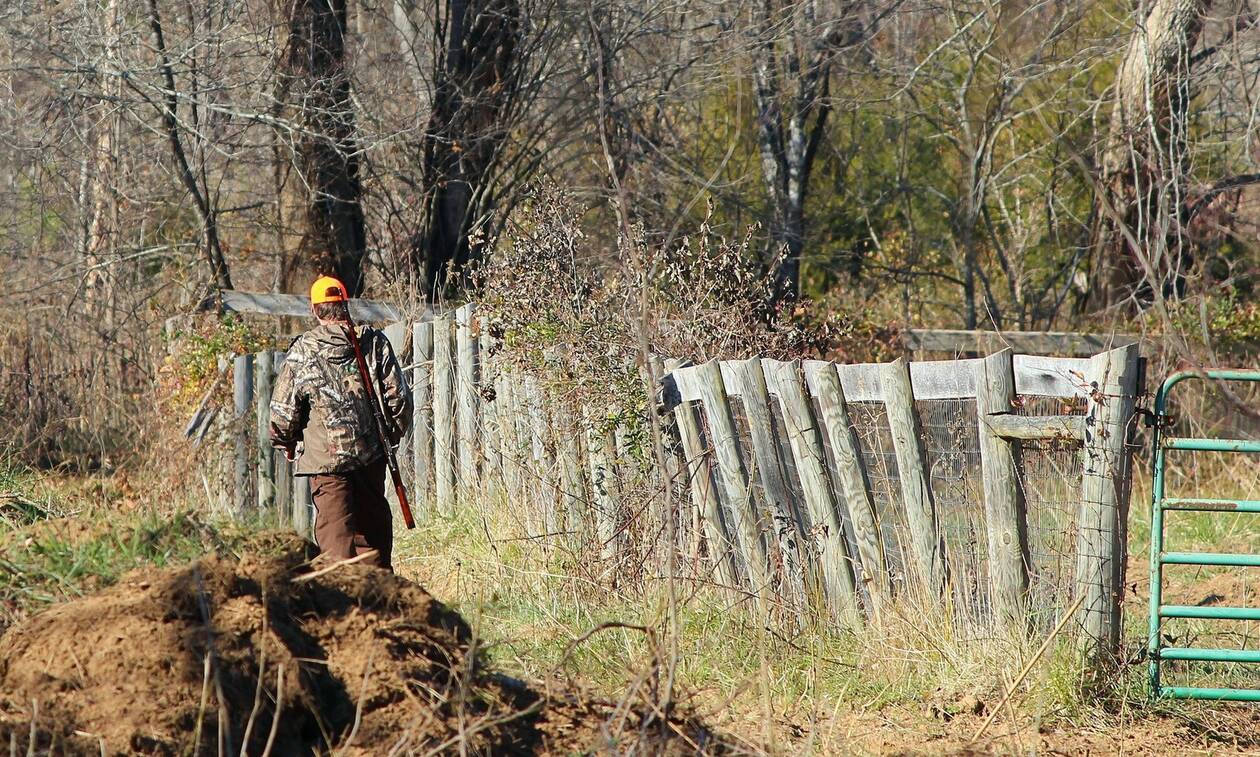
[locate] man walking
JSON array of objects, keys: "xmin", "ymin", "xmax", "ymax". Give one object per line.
[{"xmin": 270, "ymin": 276, "xmax": 412, "ymax": 571}]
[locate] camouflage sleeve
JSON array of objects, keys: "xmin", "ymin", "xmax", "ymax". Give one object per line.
[
  {"xmin": 371, "ymin": 328, "xmax": 412, "ymax": 443},
  {"xmin": 269, "ymin": 345, "xmax": 308, "ymax": 449}
]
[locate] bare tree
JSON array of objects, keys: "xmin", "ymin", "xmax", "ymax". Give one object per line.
[{"xmin": 283, "ymin": 0, "xmax": 367, "ymax": 294}]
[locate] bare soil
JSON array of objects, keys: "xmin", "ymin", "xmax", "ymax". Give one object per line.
[{"xmin": 0, "ymin": 534, "xmax": 727, "ymax": 755}]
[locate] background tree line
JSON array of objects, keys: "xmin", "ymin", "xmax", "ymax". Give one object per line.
[{"xmin": 3, "ymin": 0, "xmax": 1260, "ymax": 466}]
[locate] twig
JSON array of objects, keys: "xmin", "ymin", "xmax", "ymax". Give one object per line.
[
  {"xmin": 260, "ymin": 664, "xmax": 284, "ymax": 757},
  {"xmin": 292, "ymin": 550, "xmax": 380, "ymax": 583},
  {"xmin": 969, "ymin": 592, "xmax": 1087, "ymax": 744}
]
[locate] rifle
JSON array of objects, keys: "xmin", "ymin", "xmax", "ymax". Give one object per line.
[{"xmin": 341, "ymin": 320, "xmax": 416, "ymax": 530}]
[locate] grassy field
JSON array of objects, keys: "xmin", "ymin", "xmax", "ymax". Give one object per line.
[{"xmin": 6, "ymin": 453, "xmax": 1260, "ymax": 753}]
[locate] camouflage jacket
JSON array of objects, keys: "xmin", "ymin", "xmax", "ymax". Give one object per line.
[{"xmin": 269, "ymin": 323, "xmax": 413, "ymax": 475}]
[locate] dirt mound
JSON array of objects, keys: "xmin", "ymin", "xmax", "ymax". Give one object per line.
[{"xmin": 0, "ymin": 534, "xmax": 726, "ymax": 755}]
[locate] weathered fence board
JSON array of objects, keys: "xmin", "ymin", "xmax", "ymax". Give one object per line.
[
  {"xmin": 412, "ymin": 321, "xmax": 434, "ymax": 512},
  {"xmin": 1076, "ymin": 343, "xmax": 1141, "ymax": 659},
  {"xmin": 808, "ymin": 362, "xmax": 889, "ymax": 614},
  {"xmin": 975, "ymin": 349, "xmax": 1029, "ymax": 628},
  {"xmin": 882, "ymin": 358, "xmax": 946, "ymax": 598},
  {"xmin": 765, "ymin": 359, "xmax": 859, "ymax": 617},
  {"xmin": 905, "ymin": 328, "xmax": 1144, "ymax": 357},
  {"xmin": 696, "ymin": 360, "xmax": 770, "ymax": 602},
  {"xmin": 254, "ymin": 351, "xmax": 275, "ymax": 512},
  {"xmin": 666, "ymin": 360, "xmax": 740, "ymax": 591},
  {"xmin": 455, "ymin": 304, "xmax": 479, "ymax": 488},
  {"xmin": 432, "ymin": 314, "xmax": 456, "ymax": 513},
  {"xmin": 233, "ymin": 354, "xmax": 254, "ymax": 515},
  {"xmin": 737, "ymin": 358, "xmax": 807, "ymax": 607}
]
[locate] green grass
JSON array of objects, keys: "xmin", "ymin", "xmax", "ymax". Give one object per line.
[
  {"xmin": 392, "ymin": 499, "xmax": 1108, "ymax": 748},
  {"xmin": 0, "ymin": 457, "xmax": 270, "ymax": 629}
]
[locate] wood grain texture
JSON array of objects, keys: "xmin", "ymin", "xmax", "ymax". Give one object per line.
[
  {"xmin": 233, "ymin": 353, "xmax": 254, "ymax": 515},
  {"xmin": 254, "ymin": 350, "xmax": 275, "ymax": 512},
  {"xmin": 412, "ymin": 322, "xmax": 434, "ymax": 513},
  {"xmin": 882, "ymin": 357, "xmax": 946, "ymax": 598},
  {"xmin": 1076, "ymin": 343, "xmax": 1141, "ymax": 659},
  {"xmin": 974, "ymin": 349, "xmax": 1030, "ymax": 628},
  {"xmin": 696, "ymin": 360, "xmax": 770, "ymax": 602},
  {"xmin": 764, "ymin": 359, "xmax": 859, "ymax": 617},
  {"xmin": 810, "ymin": 361, "xmax": 889, "ymax": 614},
  {"xmin": 432, "ymin": 313, "xmax": 456, "ymax": 513},
  {"xmin": 739, "ymin": 358, "xmax": 807, "ymax": 608},
  {"xmin": 455, "ymin": 304, "xmax": 479, "ymax": 488}
]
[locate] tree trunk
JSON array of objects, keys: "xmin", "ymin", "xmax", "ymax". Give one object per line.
[
  {"xmin": 1088, "ymin": 0, "xmax": 1210, "ymax": 309},
  {"xmin": 286, "ymin": 0, "xmax": 367, "ymax": 295},
  {"xmin": 410, "ymin": 0, "xmax": 520, "ymax": 301}
]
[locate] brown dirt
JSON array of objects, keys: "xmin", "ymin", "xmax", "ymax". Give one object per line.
[{"xmin": 0, "ymin": 535, "xmax": 728, "ymax": 755}]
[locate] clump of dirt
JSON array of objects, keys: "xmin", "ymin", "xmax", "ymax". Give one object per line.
[{"xmin": 0, "ymin": 534, "xmax": 726, "ymax": 755}]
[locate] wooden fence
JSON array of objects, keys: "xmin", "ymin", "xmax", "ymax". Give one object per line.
[{"xmin": 228, "ymin": 303, "xmax": 1143, "ymax": 658}]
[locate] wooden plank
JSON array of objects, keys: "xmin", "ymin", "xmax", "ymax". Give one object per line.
[
  {"xmin": 1075, "ymin": 343, "xmax": 1141, "ymax": 660},
  {"xmin": 455, "ymin": 304, "xmax": 479, "ymax": 488},
  {"xmin": 810, "ymin": 361, "xmax": 889, "ymax": 614},
  {"xmin": 233, "ymin": 354, "xmax": 254, "ymax": 516},
  {"xmin": 195, "ymin": 289, "xmax": 415, "ymax": 323},
  {"xmin": 497, "ymin": 371, "xmax": 525, "ymax": 507},
  {"xmin": 806, "ymin": 356, "xmax": 1093, "ymax": 401},
  {"xmin": 668, "ymin": 365, "xmax": 705, "ymax": 404},
  {"xmin": 764, "ymin": 359, "xmax": 859, "ymax": 617},
  {"xmin": 985, "ymin": 414, "xmax": 1085, "ymax": 441},
  {"xmin": 554, "ymin": 403, "xmax": 587, "ymax": 540},
  {"xmin": 1013, "ymin": 355, "xmax": 1092, "ymax": 398},
  {"xmin": 666, "ymin": 359, "xmax": 739, "ymax": 589},
  {"xmin": 275, "ymin": 453, "xmax": 293, "ymax": 527},
  {"xmin": 432, "ymin": 313, "xmax": 456, "ymax": 513},
  {"xmin": 695, "ymin": 360, "xmax": 770, "ymax": 600},
  {"xmin": 293, "ymin": 475, "xmax": 312, "ymax": 538},
  {"xmin": 254, "ymin": 351, "xmax": 276, "ymax": 513},
  {"xmin": 524, "ymin": 376, "xmax": 557, "ymax": 534},
  {"xmin": 479, "ymin": 331, "xmax": 502, "ymax": 496},
  {"xmin": 583, "ymin": 406, "xmax": 621, "ymax": 564},
  {"xmin": 412, "ymin": 321, "xmax": 434, "ymax": 513},
  {"xmin": 974, "ymin": 349, "xmax": 1030, "ymax": 629},
  {"xmin": 738, "ymin": 358, "xmax": 807, "ymax": 609},
  {"xmin": 882, "ymin": 357, "xmax": 946, "ymax": 597},
  {"xmin": 905, "ymin": 328, "xmax": 1144, "ymax": 357}
]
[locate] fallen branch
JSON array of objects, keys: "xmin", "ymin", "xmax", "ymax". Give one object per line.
[
  {"xmin": 293, "ymin": 550, "xmax": 380, "ymax": 583},
  {"xmin": 970, "ymin": 592, "xmax": 1087, "ymax": 744}
]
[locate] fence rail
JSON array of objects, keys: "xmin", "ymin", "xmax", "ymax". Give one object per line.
[{"xmin": 225, "ymin": 303, "xmax": 1142, "ymax": 660}]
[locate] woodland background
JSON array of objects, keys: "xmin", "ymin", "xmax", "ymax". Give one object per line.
[{"xmin": 3, "ymin": 0, "xmax": 1260, "ymax": 468}]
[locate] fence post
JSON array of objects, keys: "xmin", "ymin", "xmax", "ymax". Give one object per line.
[
  {"xmin": 233, "ymin": 353, "xmax": 254, "ymax": 516},
  {"xmin": 293, "ymin": 475, "xmax": 311, "ymax": 537},
  {"xmin": 882, "ymin": 357, "xmax": 946, "ymax": 598},
  {"xmin": 554, "ymin": 403, "xmax": 586, "ymax": 541},
  {"xmin": 765, "ymin": 360, "xmax": 859, "ymax": 618},
  {"xmin": 696, "ymin": 359, "xmax": 769, "ymax": 602},
  {"xmin": 432, "ymin": 313, "xmax": 456, "ymax": 513},
  {"xmin": 496, "ymin": 370, "xmax": 523, "ymax": 506},
  {"xmin": 524, "ymin": 376, "xmax": 556, "ymax": 534},
  {"xmin": 736, "ymin": 358, "xmax": 807, "ymax": 610},
  {"xmin": 254, "ymin": 351, "xmax": 275, "ymax": 513},
  {"xmin": 479, "ymin": 331, "xmax": 502, "ymax": 497},
  {"xmin": 1076, "ymin": 343, "xmax": 1141, "ymax": 660},
  {"xmin": 583, "ymin": 405, "xmax": 621, "ymax": 565},
  {"xmin": 975, "ymin": 349, "xmax": 1030, "ymax": 629},
  {"xmin": 455, "ymin": 304, "xmax": 479, "ymax": 489},
  {"xmin": 412, "ymin": 321, "xmax": 434, "ymax": 515},
  {"xmin": 810, "ymin": 363, "xmax": 889, "ymax": 615}
]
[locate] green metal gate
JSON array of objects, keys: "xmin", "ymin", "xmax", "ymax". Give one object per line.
[{"xmin": 1149, "ymin": 370, "xmax": 1260, "ymax": 701}]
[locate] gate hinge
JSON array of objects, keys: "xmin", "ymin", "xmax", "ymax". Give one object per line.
[{"xmin": 1139, "ymin": 408, "xmax": 1175, "ymax": 430}]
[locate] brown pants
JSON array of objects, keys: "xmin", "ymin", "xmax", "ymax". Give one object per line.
[{"xmin": 310, "ymin": 458, "xmax": 392, "ymax": 571}]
